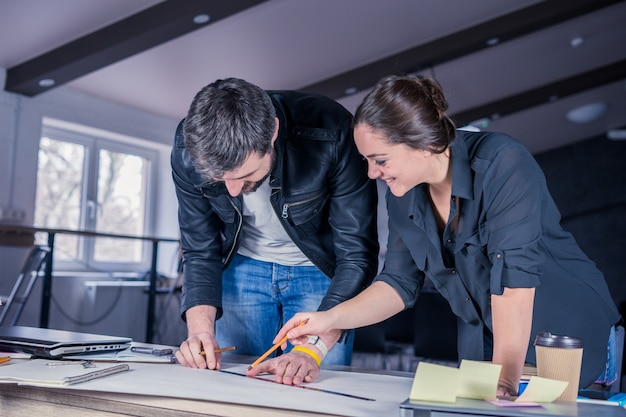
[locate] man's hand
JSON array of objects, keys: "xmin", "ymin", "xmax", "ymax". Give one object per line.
[
  {"xmin": 246, "ymin": 350, "xmax": 321, "ymax": 385},
  {"xmin": 175, "ymin": 332, "xmax": 222, "ymax": 369},
  {"xmin": 247, "ymin": 318, "xmax": 342, "ymax": 385},
  {"xmin": 175, "ymin": 305, "xmax": 221, "ymax": 369}
]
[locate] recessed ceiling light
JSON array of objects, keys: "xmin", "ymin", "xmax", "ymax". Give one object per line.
[
  {"xmin": 607, "ymin": 129, "xmax": 626, "ymax": 140},
  {"xmin": 486, "ymin": 37, "xmax": 499, "ymax": 46},
  {"xmin": 344, "ymin": 87, "xmax": 358, "ymax": 95},
  {"xmin": 193, "ymin": 14, "xmax": 210, "ymax": 24},
  {"xmin": 565, "ymin": 102, "xmax": 608, "ymax": 123},
  {"xmin": 38, "ymin": 79, "xmax": 55, "ymax": 88},
  {"xmin": 570, "ymin": 36, "xmax": 584, "ymax": 48}
]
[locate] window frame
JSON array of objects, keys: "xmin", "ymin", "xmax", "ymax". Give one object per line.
[{"xmin": 36, "ymin": 121, "xmax": 159, "ymax": 273}]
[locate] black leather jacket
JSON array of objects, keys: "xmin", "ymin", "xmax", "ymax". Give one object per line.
[{"xmin": 171, "ymin": 90, "xmax": 379, "ymax": 320}]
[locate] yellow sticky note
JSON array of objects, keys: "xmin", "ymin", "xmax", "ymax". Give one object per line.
[
  {"xmin": 516, "ymin": 376, "xmax": 568, "ymax": 403},
  {"xmin": 410, "ymin": 362, "xmax": 459, "ymax": 403},
  {"xmin": 457, "ymin": 360, "xmax": 501, "ymax": 400}
]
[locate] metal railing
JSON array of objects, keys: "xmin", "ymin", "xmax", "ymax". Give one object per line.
[{"xmin": 0, "ymin": 224, "xmax": 179, "ymax": 343}]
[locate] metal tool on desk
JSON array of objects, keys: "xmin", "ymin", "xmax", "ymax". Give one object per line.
[
  {"xmin": 61, "ymin": 364, "xmax": 130, "ymax": 386},
  {"xmin": 130, "ymin": 346, "xmax": 173, "ymax": 356},
  {"xmin": 47, "ymin": 360, "xmax": 95, "ymax": 368}
]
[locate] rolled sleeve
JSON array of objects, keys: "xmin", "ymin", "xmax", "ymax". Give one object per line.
[
  {"xmin": 490, "ymin": 248, "xmax": 542, "ymax": 295},
  {"xmin": 480, "ymin": 143, "xmax": 546, "ymax": 294}
]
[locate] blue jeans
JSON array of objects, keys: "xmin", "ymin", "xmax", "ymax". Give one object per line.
[
  {"xmin": 594, "ymin": 325, "xmax": 619, "ymax": 386},
  {"xmin": 215, "ymin": 254, "xmax": 353, "ymax": 366}
]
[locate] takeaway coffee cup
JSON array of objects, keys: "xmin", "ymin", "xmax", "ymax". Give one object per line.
[{"xmin": 534, "ymin": 331, "xmax": 584, "ymax": 401}]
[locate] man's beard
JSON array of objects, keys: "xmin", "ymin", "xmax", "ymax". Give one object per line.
[
  {"xmin": 242, "ymin": 172, "xmax": 269, "ymax": 194},
  {"xmin": 242, "ymin": 150, "xmax": 275, "ymax": 194}
]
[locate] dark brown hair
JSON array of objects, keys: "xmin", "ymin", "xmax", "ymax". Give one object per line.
[{"xmin": 354, "ymin": 75, "xmax": 456, "ymax": 153}]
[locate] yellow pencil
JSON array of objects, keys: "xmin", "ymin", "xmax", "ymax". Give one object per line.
[
  {"xmin": 200, "ymin": 346, "xmax": 237, "ymax": 355},
  {"xmin": 247, "ymin": 319, "xmax": 308, "ymax": 370}
]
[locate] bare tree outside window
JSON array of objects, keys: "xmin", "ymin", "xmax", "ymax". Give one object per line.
[
  {"xmin": 34, "ymin": 137, "xmax": 85, "ymax": 260},
  {"xmin": 94, "ymin": 150, "xmax": 147, "ymax": 262},
  {"xmin": 33, "ymin": 125, "xmax": 155, "ymax": 270}
]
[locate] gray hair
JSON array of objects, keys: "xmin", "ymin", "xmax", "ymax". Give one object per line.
[{"xmin": 183, "ymin": 78, "xmax": 276, "ymax": 182}]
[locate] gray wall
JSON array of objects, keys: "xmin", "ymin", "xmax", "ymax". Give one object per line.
[
  {"xmin": 535, "ymin": 135, "xmax": 626, "ymax": 317},
  {"xmin": 0, "ymin": 68, "xmax": 184, "ymax": 345}
]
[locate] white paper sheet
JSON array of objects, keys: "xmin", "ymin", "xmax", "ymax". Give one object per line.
[{"xmin": 0, "ymin": 359, "xmax": 412, "ymax": 417}]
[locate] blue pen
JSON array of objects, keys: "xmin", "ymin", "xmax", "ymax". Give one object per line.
[{"xmin": 517, "ymin": 380, "xmax": 529, "ymax": 396}]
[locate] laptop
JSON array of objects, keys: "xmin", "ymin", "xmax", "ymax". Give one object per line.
[{"xmin": 0, "ymin": 326, "xmax": 132, "ymax": 358}]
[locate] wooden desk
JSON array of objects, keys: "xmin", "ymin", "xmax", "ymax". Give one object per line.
[
  {"xmin": 1, "ymin": 357, "xmax": 623, "ymax": 417},
  {"xmin": 3, "ymin": 380, "xmax": 624, "ymax": 417},
  {"xmin": 0, "ymin": 384, "xmax": 332, "ymax": 417}
]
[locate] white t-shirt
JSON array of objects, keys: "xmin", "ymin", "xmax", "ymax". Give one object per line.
[{"xmin": 238, "ymin": 178, "xmax": 313, "ymax": 266}]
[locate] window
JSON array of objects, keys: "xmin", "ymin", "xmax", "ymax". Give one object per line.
[{"xmin": 34, "ymin": 122, "xmax": 157, "ymax": 271}]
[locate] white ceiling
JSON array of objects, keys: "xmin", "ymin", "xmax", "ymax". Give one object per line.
[{"xmin": 1, "ymin": 0, "xmax": 625, "ymax": 154}]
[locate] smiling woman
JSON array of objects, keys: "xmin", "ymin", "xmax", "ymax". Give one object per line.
[
  {"xmin": 272, "ymin": 74, "xmax": 621, "ymax": 398},
  {"xmin": 356, "ymin": 125, "xmax": 450, "ymax": 200}
]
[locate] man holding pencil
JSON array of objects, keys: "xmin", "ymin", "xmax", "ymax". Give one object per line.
[{"xmin": 171, "ymin": 78, "xmax": 378, "ymax": 384}]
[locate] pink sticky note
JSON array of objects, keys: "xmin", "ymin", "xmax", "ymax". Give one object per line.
[{"xmin": 488, "ymin": 399, "xmax": 543, "ymax": 408}]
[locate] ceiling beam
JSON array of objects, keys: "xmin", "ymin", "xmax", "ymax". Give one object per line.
[
  {"xmin": 299, "ymin": 0, "xmax": 624, "ymax": 100},
  {"xmin": 5, "ymin": 0, "xmax": 268, "ymax": 96},
  {"xmin": 450, "ymin": 58, "xmax": 626, "ymax": 126}
]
